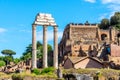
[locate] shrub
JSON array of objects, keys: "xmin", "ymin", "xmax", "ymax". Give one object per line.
[
  {"xmin": 31, "ymin": 68, "xmax": 41, "ymax": 75},
  {"xmin": 31, "ymin": 67, "xmax": 57, "ymax": 78},
  {"xmin": 12, "ymin": 74, "xmax": 23, "ymax": 80},
  {"xmin": 0, "ymin": 60, "xmax": 5, "ymax": 67},
  {"xmin": 14, "ymin": 58, "xmax": 20, "ymax": 64},
  {"xmin": 41, "ymin": 67, "xmax": 55, "ymax": 74}
]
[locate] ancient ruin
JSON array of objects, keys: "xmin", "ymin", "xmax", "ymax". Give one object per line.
[
  {"xmin": 32, "ymin": 13, "xmax": 58, "ymax": 69},
  {"xmin": 58, "ymin": 22, "xmax": 120, "ymax": 69},
  {"xmin": 2, "ymin": 16, "xmax": 120, "ymax": 74}
]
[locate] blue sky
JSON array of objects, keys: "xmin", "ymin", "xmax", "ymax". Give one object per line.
[{"xmin": 0, "ymin": 0, "xmax": 120, "ymax": 58}]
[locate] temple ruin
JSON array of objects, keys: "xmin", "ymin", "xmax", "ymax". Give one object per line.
[{"xmin": 32, "ymin": 13, "xmax": 58, "ymax": 69}]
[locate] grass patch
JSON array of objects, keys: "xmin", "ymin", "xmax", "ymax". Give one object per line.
[
  {"xmin": 0, "ymin": 72, "xmax": 11, "ymax": 78},
  {"xmin": 12, "ymin": 72, "xmax": 37, "ymax": 80},
  {"xmin": 12, "ymin": 67, "xmax": 57, "ymax": 80},
  {"xmin": 12, "ymin": 72, "xmax": 57, "ymax": 80},
  {"xmin": 31, "ymin": 67, "xmax": 57, "ymax": 78}
]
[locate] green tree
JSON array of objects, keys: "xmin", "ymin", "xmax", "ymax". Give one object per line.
[
  {"xmin": 1, "ymin": 49, "xmax": 16, "ymax": 56},
  {"xmin": 0, "ymin": 56, "xmax": 4, "ymax": 61},
  {"xmin": 37, "ymin": 43, "xmax": 52, "ymax": 59},
  {"xmin": 37, "ymin": 41, "xmax": 43, "ymax": 58},
  {"xmin": 3, "ymin": 56, "xmax": 13, "ymax": 65},
  {"xmin": 1, "ymin": 49, "xmax": 16, "ymax": 65},
  {"xmin": 20, "ymin": 41, "xmax": 43, "ymax": 60},
  {"xmin": 99, "ymin": 18, "xmax": 110, "ymax": 29},
  {"xmin": 110, "ymin": 12, "xmax": 120, "ymax": 29},
  {"xmin": 20, "ymin": 52, "xmax": 32, "ymax": 61},
  {"xmin": 20, "ymin": 41, "xmax": 53, "ymax": 67},
  {"xmin": 47, "ymin": 44, "xmax": 52, "ymax": 53},
  {"xmin": 37, "ymin": 41, "xmax": 42, "ymax": 48},
  {"xmin": 20, "ymin": 43, "xmax": 33, "ymax": 61},
  {"xmin": 14, "ymin": 58, "xmax": 20, "ymax": 64},
  {"xmin": 26, "ymin": 44, "xmax": 32, "ymax": 53},
  {"xmin": 20, "ymin": 41, "xmax": 52, "ymax": 61}
]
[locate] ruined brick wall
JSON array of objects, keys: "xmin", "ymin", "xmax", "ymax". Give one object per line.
[
  {"xmin": 58, "ymin": 24, "xmax": 99, "ymax": 58},
  {"xmin": 71, "ymin": 45, "xmax": 90, "ymax": 56},
  {"xmin": 110, "ymin": 44, "xmax": 120, "ymax": 57},
  {"xmin": 70, "ymin": 26, "xmax": 98, "ymax": 43}
]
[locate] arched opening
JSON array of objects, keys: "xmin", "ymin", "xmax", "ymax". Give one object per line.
[
  {"xmin": 101, "ymin": 34, "xmax": 107, "ymax": 41},
  {"xmin": 117, "ymin": 33, "xmax": 120, "ymax": 38},
  {"xmin": 117, "ymin": 33, "xmax": 120, "ymax": 45}
]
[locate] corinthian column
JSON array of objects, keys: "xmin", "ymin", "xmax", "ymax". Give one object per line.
[
  {"xmin": 32, "ymin": 24, "xmax": 37, "ymax": 69},
  {"xmin": 43, "ymin": 25, "xmax": 48, "ymax": 68},
  {"xmin": 54, "ymin": 26, "xmax": 58, "ymax": 69}
]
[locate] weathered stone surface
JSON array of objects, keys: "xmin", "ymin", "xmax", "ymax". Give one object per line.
[
  {"xmin": 111, "ymin": 44, "xmax": 120, "ymax": 57},
  {"xmin": 0, "ymin": 78, "xmax": 12, "ymax": 80},
  {"xmin": 23, "ymin": 76, "xmax": 56, "ymax": 80},
  {"xmin": 58, "ymin": 23, "xmax": 120, "ymax": 69}
]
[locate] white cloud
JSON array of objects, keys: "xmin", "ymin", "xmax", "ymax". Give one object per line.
[
  {"xmin": 100, "ymin": 0, "xmax": 120, "ymax": 18},
  {"xmin": 84, "ymin": 0, "xmax": 96, "ymax": 3},
  {"xmin": 108, "ymin": 4, "xmax": 120, "ymax": 11},
  {"xmin": 101, "ymin": 0, "xmax": 120, "ymax": 11},
  {"xmin": 37, "ymin": 30, "xmax": 63, "ymax": 42},
  {"xmin": 102, "ymin": 0, "xmax": 120, "ymax": 4},
  {"xmin": 0, "ymin": 28, "xmax": 7, "ymax": 33},
  {"xmin": 107, "ymin": 4, "xmax": 120, "ymax": 17}
]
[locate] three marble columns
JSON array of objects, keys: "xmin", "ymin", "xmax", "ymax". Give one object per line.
[{"xmin": 32, "ymin": 24, "xmax": 58, "ymax": 69}]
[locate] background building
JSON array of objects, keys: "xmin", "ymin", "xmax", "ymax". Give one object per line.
[{"xmin": 58, "ymin": 22, "xmax": 120, "ymax": 69}]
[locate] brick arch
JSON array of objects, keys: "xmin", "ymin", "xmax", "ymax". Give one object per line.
[
  {"xmin": 117, "ymin": 33, "xmax": 120, "ymax": 37},
  {"xmin": 101, "ymin": 33, "xmax": 108, "ymax": 41}
]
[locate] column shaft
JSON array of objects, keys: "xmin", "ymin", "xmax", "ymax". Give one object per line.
[
  {"xmin": 54, "ymin": 26, "xmax": 58, "ymax": 69},
  {"xmin": 43, "ymin": 26, "xmax": 48, "ymax": 68},
  {"xmin": 32, "ymin": 24, "xmax": 37, "ymax": 69}
]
